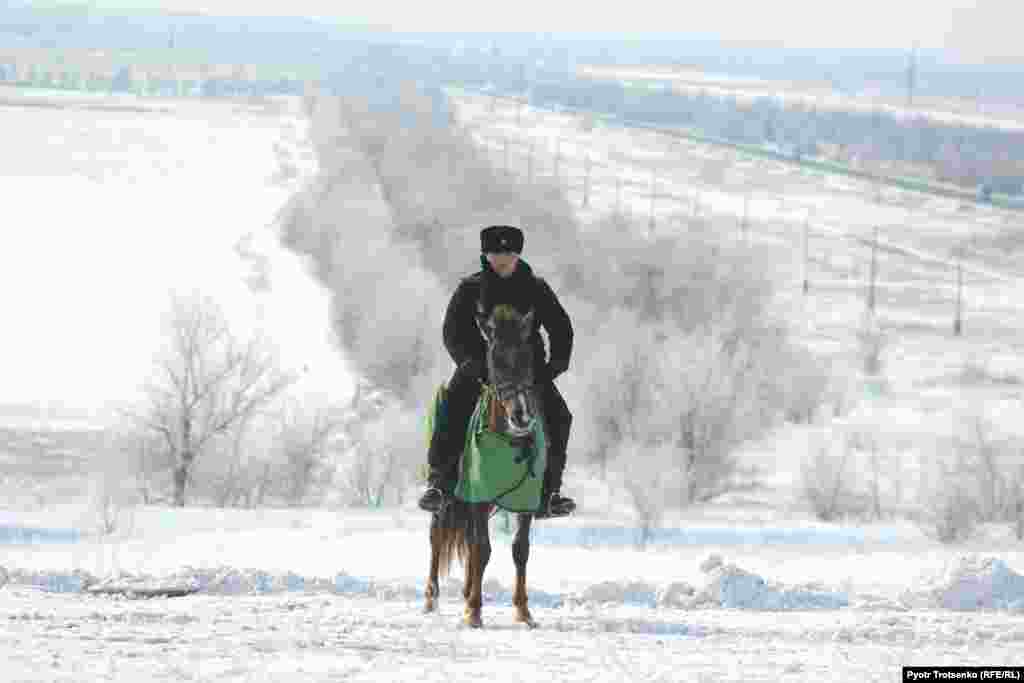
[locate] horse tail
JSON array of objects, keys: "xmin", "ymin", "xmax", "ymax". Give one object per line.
[{"xmin": 435, "ymin": 501, "xmax": 469, "ymax": 579}]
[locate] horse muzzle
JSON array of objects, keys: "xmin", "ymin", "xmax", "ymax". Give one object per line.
[{"xmin": 502, "ymin": 395, "xmax": 536, "ymax": 437}]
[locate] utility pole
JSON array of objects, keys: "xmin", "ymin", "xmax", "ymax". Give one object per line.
[
  {"xmin": 168, "ymin": 25, "xmax": 178, "ymax": 97},
  {"xmin": 741, "ymin": 194, "xmax": 750, "ymax": 243},
  {"xmin": 906, "ymin": 42, "xmax": 918, "ymax": 108},
  {"xmin": 527, "ymin": 140, "xmax": 534, "ymax": 183},
  {"xmin": 554, "ymin": 138, "xmax": 561, "ymax": 181},
  {"xmin": 867, "ymin": 227, "xmax": 879, "ymax": 313},
  {"xmin": 582, "ymin": 155, "xmax": 592, "ymax": 208},
  {"xmin": 648, "ymin": 169, "xmax": 657, "ymax": 235},
  {"xmin": 953, "ymin": 254, "xmax": 964, "ymax": 336},
  {"xmin": 802, "ymin": 210, "xmax": 812, "ymax": 294}
]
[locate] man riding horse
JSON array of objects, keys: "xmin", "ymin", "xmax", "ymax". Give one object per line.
[{"xmin": 418, "ymin": 225, "xmax": 576, "ymax": 519}]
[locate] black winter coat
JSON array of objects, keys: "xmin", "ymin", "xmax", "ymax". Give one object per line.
[{"xmin": 443, "ymin": 258, "xmax": 573, "ymax": 382}]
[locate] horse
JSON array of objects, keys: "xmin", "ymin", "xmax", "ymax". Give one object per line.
[{"xmin": 424, "ymin": 304, "xmax": 543, "ymax": 629}]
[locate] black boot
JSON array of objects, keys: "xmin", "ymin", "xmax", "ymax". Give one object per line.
[
  {"xmin": 535, "ymin": 488, "xmax": 576, "ymax": 519},
  {"xmin": 418, "ymin": 487, "xmax": 446, "ymax": 513},
  {"xmin": 421, "ymin": 418, "xmax": 456, "ymax": 513},
  {"xmin": 420, "ymin": 368, "xmax": 478, "ymax": 514},
  {"xmin": 548, "ymin": 491, "xmax": 576, "ymax": 516},
  {"xmin": 418, "ymin": 470, "xmax": 456, "ymax": 513}
]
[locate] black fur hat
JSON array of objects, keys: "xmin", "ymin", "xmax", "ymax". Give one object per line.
[{"xmin": 480, "ymin": 225, "xmax": 524, "ymax": 254}]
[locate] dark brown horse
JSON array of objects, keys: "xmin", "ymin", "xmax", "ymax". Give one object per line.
[{"xmin": 424, "ymin": 305, "xmax": 541, "ymax": 629}]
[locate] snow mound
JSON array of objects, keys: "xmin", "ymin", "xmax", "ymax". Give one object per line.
[
  {"xmin": 1, "ymin": 567, "xmax": 420, "ymax": 599},
  {"xmin": 181, "ymin": 568, "xmax": 313, "ymax": 595},
  {"xmin": 7, "ymin": 569, "xmax": 94, "ymax": 593},
  {"xmin": 699, "ymin": 553, "xmax": 724, "ymax": 573},
  {"xmin": 21, "ymin": 556, "xmax": 1024, "ymax": 613},
  {"xmin": 901, "ymin": 555, "xmax": 1024, "ymax": 611},
  {"xmin": 692, "ymin": 561, "xmax": 848, "ymax": 610},
  {"xmin": 0, "ymin": 565, "xmax": 7, "ymax": 589},
  {"xmin": 575, "ymin": 580, "xmax": 658, "ymax": 607},
  {"xmin": 657, "ymin": 581, "xmax": 698, "ymax": 609},
  {"xmin": 0, "ymin": 562, "xmax": 847, "ymax": 611},
  {"xmin": 848, "ymin": 594, "xmax": 908, "ymax": 611}
]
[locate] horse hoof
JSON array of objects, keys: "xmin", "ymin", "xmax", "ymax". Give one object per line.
[
  {"xmin": 463, "ymin": 612, "xmax": 483, "ymax": 629},
  {"xmin": 515, "ymin": 613, "xmax": 538, "ymax": 629},
  {"xmin": 423, "ymin": 603, "xmax": 436, "ymax": 615}
]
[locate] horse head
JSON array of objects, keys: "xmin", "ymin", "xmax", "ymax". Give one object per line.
[{"xmin": 477, "ymin": 304, "xmax": 538, "ymax": 438}]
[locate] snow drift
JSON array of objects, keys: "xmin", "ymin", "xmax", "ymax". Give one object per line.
[
  {"xmin": 3, "ymin": 550, "xmax": 1024, "ymax": 612},
  {"xmin": 0, "ymin": 555, "xmax": 852, "ymax": 611},
  {"xmin": 901, "ymin": 555, "xmax": 1024, "ymax": 611}
]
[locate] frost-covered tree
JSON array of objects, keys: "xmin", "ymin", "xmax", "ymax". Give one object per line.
[
  {"xmin": 128, "ymin": 294, "xmax": 294, "ymax": 507},
  {"xmin": 280, "ymin": 86, "xmax": 826, "ymax": 517},
  {"xmin": 272, "ymin": 401, "xmax": 344, "ymax": 506}
]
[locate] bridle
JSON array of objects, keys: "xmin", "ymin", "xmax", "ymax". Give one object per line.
[
  {"xmin": 476, "ymin": 303, "xmax": 539, "ymax": 434},
  {"xmin": 492, "ymin": 377, "xmax": 534, "ymax": 403}
]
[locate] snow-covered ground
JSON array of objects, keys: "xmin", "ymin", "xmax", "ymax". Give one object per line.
[
  {"xmin": 0, "ymin": 91, "xmax": 353, "ymax": 425},
  {"xmin": 6, "ymin": 588, "xmax": 1018, "ymax": 683},
  {"xmin": 3, "ymin": 506, "xmax": 1024, "ymax": 681}
]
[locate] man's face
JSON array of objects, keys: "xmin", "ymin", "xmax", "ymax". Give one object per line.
[{"xmin": 486, "ymin": 251, "xmax": 520, "ymax": 278}]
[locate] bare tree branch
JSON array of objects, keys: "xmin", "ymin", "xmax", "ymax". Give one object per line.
[{"xmin": 129, "ymin": 293, "xmax": 297, "ymax": 506}]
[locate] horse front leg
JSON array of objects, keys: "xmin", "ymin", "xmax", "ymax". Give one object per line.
[
  {"xmin": 463, "ymin": 542, "xmax": 483, "ymax": 628},
  {"xmin": 424, "ymin": 515, "xmax": 441, "ymax": 614},
  {"xmin": 512, "ymin": 513, "xmax": 537, "ymax": 628},
  {"xmin": 463, "ymin": 507, "xmax": 490, "ymax": 628}
]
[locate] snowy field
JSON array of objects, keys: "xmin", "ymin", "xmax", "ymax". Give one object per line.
[
  {"xmin": 4, "ymin": 505, "xmax": 1024, "ymax": 681},
  {"xmin": 0, "ymin": 88, "xmax": 352, "ymax": 425},
  {"xmin": 3, "ymin": 87, "xmax": 1024, "ymax": 680}
]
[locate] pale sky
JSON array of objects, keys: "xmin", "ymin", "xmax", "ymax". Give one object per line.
[{"xmin": 92, "ymin": 0, "xmax": 1023, "ymax": 61}]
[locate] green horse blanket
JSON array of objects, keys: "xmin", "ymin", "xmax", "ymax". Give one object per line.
[{"xmin": 426, "ymin": 383, "xmax": 547, "ymax": 513}]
